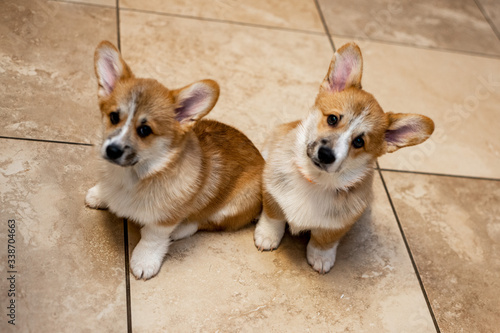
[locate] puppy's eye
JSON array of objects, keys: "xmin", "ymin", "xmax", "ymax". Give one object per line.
[
  {"xmin": 137, "ymin": 125, "xmax": 152, "ymax": 138},
  {"xmin": 353, "ymin": 136, "xmax": 364, "ymax": 149},
  {"xmin": 327, "ymin": 114, "xmax": 338, "ymax": 126},
  {"xmin": 109, "ymin": 111, "xmax": 120, "ymax": 125}
]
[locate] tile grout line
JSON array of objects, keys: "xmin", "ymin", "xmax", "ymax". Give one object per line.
[
  {"xmin": 0, "ymin": 136, "xmax": 93, "ymax": 146},
  {"xmin": 116, "ymin": 1, "xmax": 132, "ymax": 331},
  {"xmin": 379, "ymin": 168, "xmax": 500, "ymax": 182},
  {"xmin": 329, "ymin": 32, "xmax": 500, "ymax": 60},
  {"xmin": 313, "ymin": 0, "xmax": 336, "ymax": 52},
  {"xmin": 50, "ymin": 0, "xmax": 114, "ymax": 9},
  {"xmin": 119, "ymin": 7, "xmax": 325, "ymax": 37},
  {"xmin": 376, "ymin": 164, "xmax": 441, "ymax": 333},
  {"xmin": 123, "ymin": 219, "xmax": 132, "ymax": 333},
  {"xmin": 474, "ymin": 0, "xmax": 500, "ymax": 43},
  {"xmin": 116, "ymin": 0, "xmax": 122, "ymax": 53}
]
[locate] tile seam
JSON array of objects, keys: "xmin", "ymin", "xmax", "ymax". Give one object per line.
[
  {"xmin": 313, "ymin": 0, "xmax": 336, "ymax": 52},
  {"xmin": 0, "ymin": 136, "xmax": 93, "ymax": 146},
  {"xmin": 379, "ymin": 168, "xmax": 500, "ymax": 182},
  {"xmin": 123, "ymin": 219, "xmax": 132, "ymax": 333},
  {"xmin": 377, "ymin": 164, "xmax": 441, "ymax": 332},
  {"xmin": 474, "ymin": 0, "xmax": 500, "ymax": 43},
  {"xmin": 119, "ymin": 7, "xmax": 326, "ymax": 36},
  {"xmin": 50, "ymin": 0, "xmax": 115, "ymax": 9},
  {"xmin": 330, "ymin": 32, "xmax": 500, "ymax": 60}
]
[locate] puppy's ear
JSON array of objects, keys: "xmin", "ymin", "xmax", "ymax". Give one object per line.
[
  {"xmin": 94, "ymin": 41, "xmax": 133, "ymax": 98},
  {"xmin": 384, "ymin": 112, "xmax": 435, "ymax": 153},
  {"xmin": 320, "ymin": 42, "xmax": 363, "ymax": 93},
  {"xmin": 171, "ymin": 80, "xmax": 220, "ymax": 128}
]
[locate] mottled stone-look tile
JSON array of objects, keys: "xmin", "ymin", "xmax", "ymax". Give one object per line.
[
  {"xmin": 331, "ymin": 37, "xmax": 500, "ymax": 179},
  {"xmin": 0, "ymin": 139, "xmax": 126, "ymax": 332},
  {"xmin": 382, "ymin": 171, "xmax": 500, "ymax": 333},
  {"xmin": 120, "ymin": 0, "xmax": 324, "ymax": 33},
  {"xmin": 128, "ymin": 174, "xmax": 434, "ymax": 332},
  {"xmin": 0, "ymin": 0, "xmax": 116, "ymax": 144},
  {"xmin": 119, "ymin": 10, "xmax": 332, "ymax": 149},
  {"xmin": 318, "ymin": 0, "xmax": 500, "ymax": 56}
]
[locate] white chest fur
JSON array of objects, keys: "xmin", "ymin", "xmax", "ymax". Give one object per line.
[
  {"xmin": 267, "ymin": 167, "xmax": 369, "ymax": 234},
  {"xmin": 99, "ymin": 160, "xmax": 200, "ymax": 226}
]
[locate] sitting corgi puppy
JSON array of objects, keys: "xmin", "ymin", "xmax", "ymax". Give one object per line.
[
  {"xmin": 86, "ymin": 41, "xmax": 264, "ymax": 280},
  {"xmin": 254, "ymin": 43, "xmax": 434, "ymax": 274}
]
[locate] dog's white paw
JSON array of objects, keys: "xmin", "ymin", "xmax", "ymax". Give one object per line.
[
  {"xmin": 254, "ymin": 214, "xmax": 286, "ymax": 251},
  {"xmin": 130, "ymin": 241, "xmax": 167, "ymax": 280},
  {"xmin": 130, "ymin": 224, "xmax": 175, "ymax": 280},
  {"xmin": 306, "ymin": 241, "xmax": 339, "ymax": 274},
  {"xmin": 85, "ymin": 185, "xmax": 107, "ymax": 209}
]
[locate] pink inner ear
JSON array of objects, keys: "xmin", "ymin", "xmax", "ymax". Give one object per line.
[
  {"xmin": 329, "ymin": 54, "xmax": 359, "ymax": 92},
  {"xmin": 99, "ymin": 53, "xmax": 119, "ymax": 94},
  {"xmin": 331, "ymin": 60, "xmax": 352, "ymax": 92},
  {"xmin": 175, "ymin": 89, "xmax": 209, "ymax": 123},
  {"xmin": 385, "ymin": 124, "xmax": 418, "ymax": 143}
]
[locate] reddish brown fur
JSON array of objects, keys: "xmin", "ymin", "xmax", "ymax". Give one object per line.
[
  {"xmin": 309, "ymin": 225, "xmax": 353, "ymax": 250},
  {"xmin": 262, "ymin": 186, "xmax": 285, "ymax": 221},
  {"xmin": 189, "ymin": 120, "xmax": 265, "ymax": 230}
]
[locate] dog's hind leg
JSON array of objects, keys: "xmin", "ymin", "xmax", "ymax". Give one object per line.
[
  {"xmin": 170, "ymin": 221, "xmax": 199, "ymax": 241},
  {"xmin": 254, "ymin": 187, "xmax": 286, "ymax": 251}
]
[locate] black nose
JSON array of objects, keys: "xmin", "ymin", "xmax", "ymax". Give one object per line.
[
  {"xmin": 318, "ymin": 146, "xmax": 335, "ymax": 164},
  {"xmin": 106, "ymin": 144, "xmax": 124, "ymax": 160}
]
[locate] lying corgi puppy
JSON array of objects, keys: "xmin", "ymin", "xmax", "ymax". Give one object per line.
[
  {"xmin": 254, "ymin": 42, "xmax": 434, "ymax": 273},
  {"xmin": 85, "ymin": 41, "xmax": 264, "ymax": 280}
]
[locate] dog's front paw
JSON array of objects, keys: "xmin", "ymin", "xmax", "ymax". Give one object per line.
[
  {"xmin": 85, "ymin": 185, "xmax": 107, "ymax": 209},
  {"xmin": 130, "ymin": 243, "xmax": 166, "ymax": 280},
  {"xmin": 306, "ymin": 241, "xmax": 339, "ymax": 274},
  {"xmin": 254, "ymin": 214, "xmax": 286, "ymax": 251}
]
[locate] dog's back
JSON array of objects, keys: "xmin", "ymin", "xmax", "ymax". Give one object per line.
[{"xmin": 188, "ymin": 119, "xmax": 264, "ymax": 231}]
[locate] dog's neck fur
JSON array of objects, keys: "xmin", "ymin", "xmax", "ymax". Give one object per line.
[
  {"xmin": 129, "ymin": 131, "xmax": 202, "ymax": 182},
  {"xmin": 294, "ymin": 156, "xmax": 375, "ymax": 204}
]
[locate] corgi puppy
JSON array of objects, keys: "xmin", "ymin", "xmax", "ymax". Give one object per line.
[
  {"xmin": 85, "ymin": 41, "xmax": 264, "ymax": 280},
  {"xmin": 254, "ymin": 43, "xmax": 434, "ymax": 274}
]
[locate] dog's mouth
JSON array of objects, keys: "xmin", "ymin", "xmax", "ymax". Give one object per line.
[
  {"xmin": 103, "ymin": 151, "xmax": 138, "ymax": 167},
  {"xmin": 306, "ymin": 143, "xmax": 328, "ymax": 171},
  {"xmin": 308, "ymin": 153, "xmax": 327, "ymax": 171},
  {"xmin": 312, "ymin": 159, "xmax": 330, "ymax": 172},
  {"xmin": 104, "ymin": 158, "xmax": 138, "ymax": 167}
]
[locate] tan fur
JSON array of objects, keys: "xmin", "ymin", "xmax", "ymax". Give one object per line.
[
  {"xmin": 263, "ymin": 186, "xmax": 286, "ymax": 221},
  {"xmin": 186, "ymin": 120, "xmax": 264, "ymax": 231},
  {"xmin": 315, "ymin": 89, "xmax": 389, "ymax": 158},
  {"xmin": 309, "ymin": 224, "xmax": 354, "ymax": 250},
  {"xmin": 254, "ymin": 42, "xmax": 434, "ymax": 273},
  {"xmin": 87, "ymin": 41, "xmax": 264, "ymax": 279}
]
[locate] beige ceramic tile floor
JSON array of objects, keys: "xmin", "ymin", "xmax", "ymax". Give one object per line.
[{"xmin": 1, "ymin": 0, "xmax": 499, "ymax": 332}]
